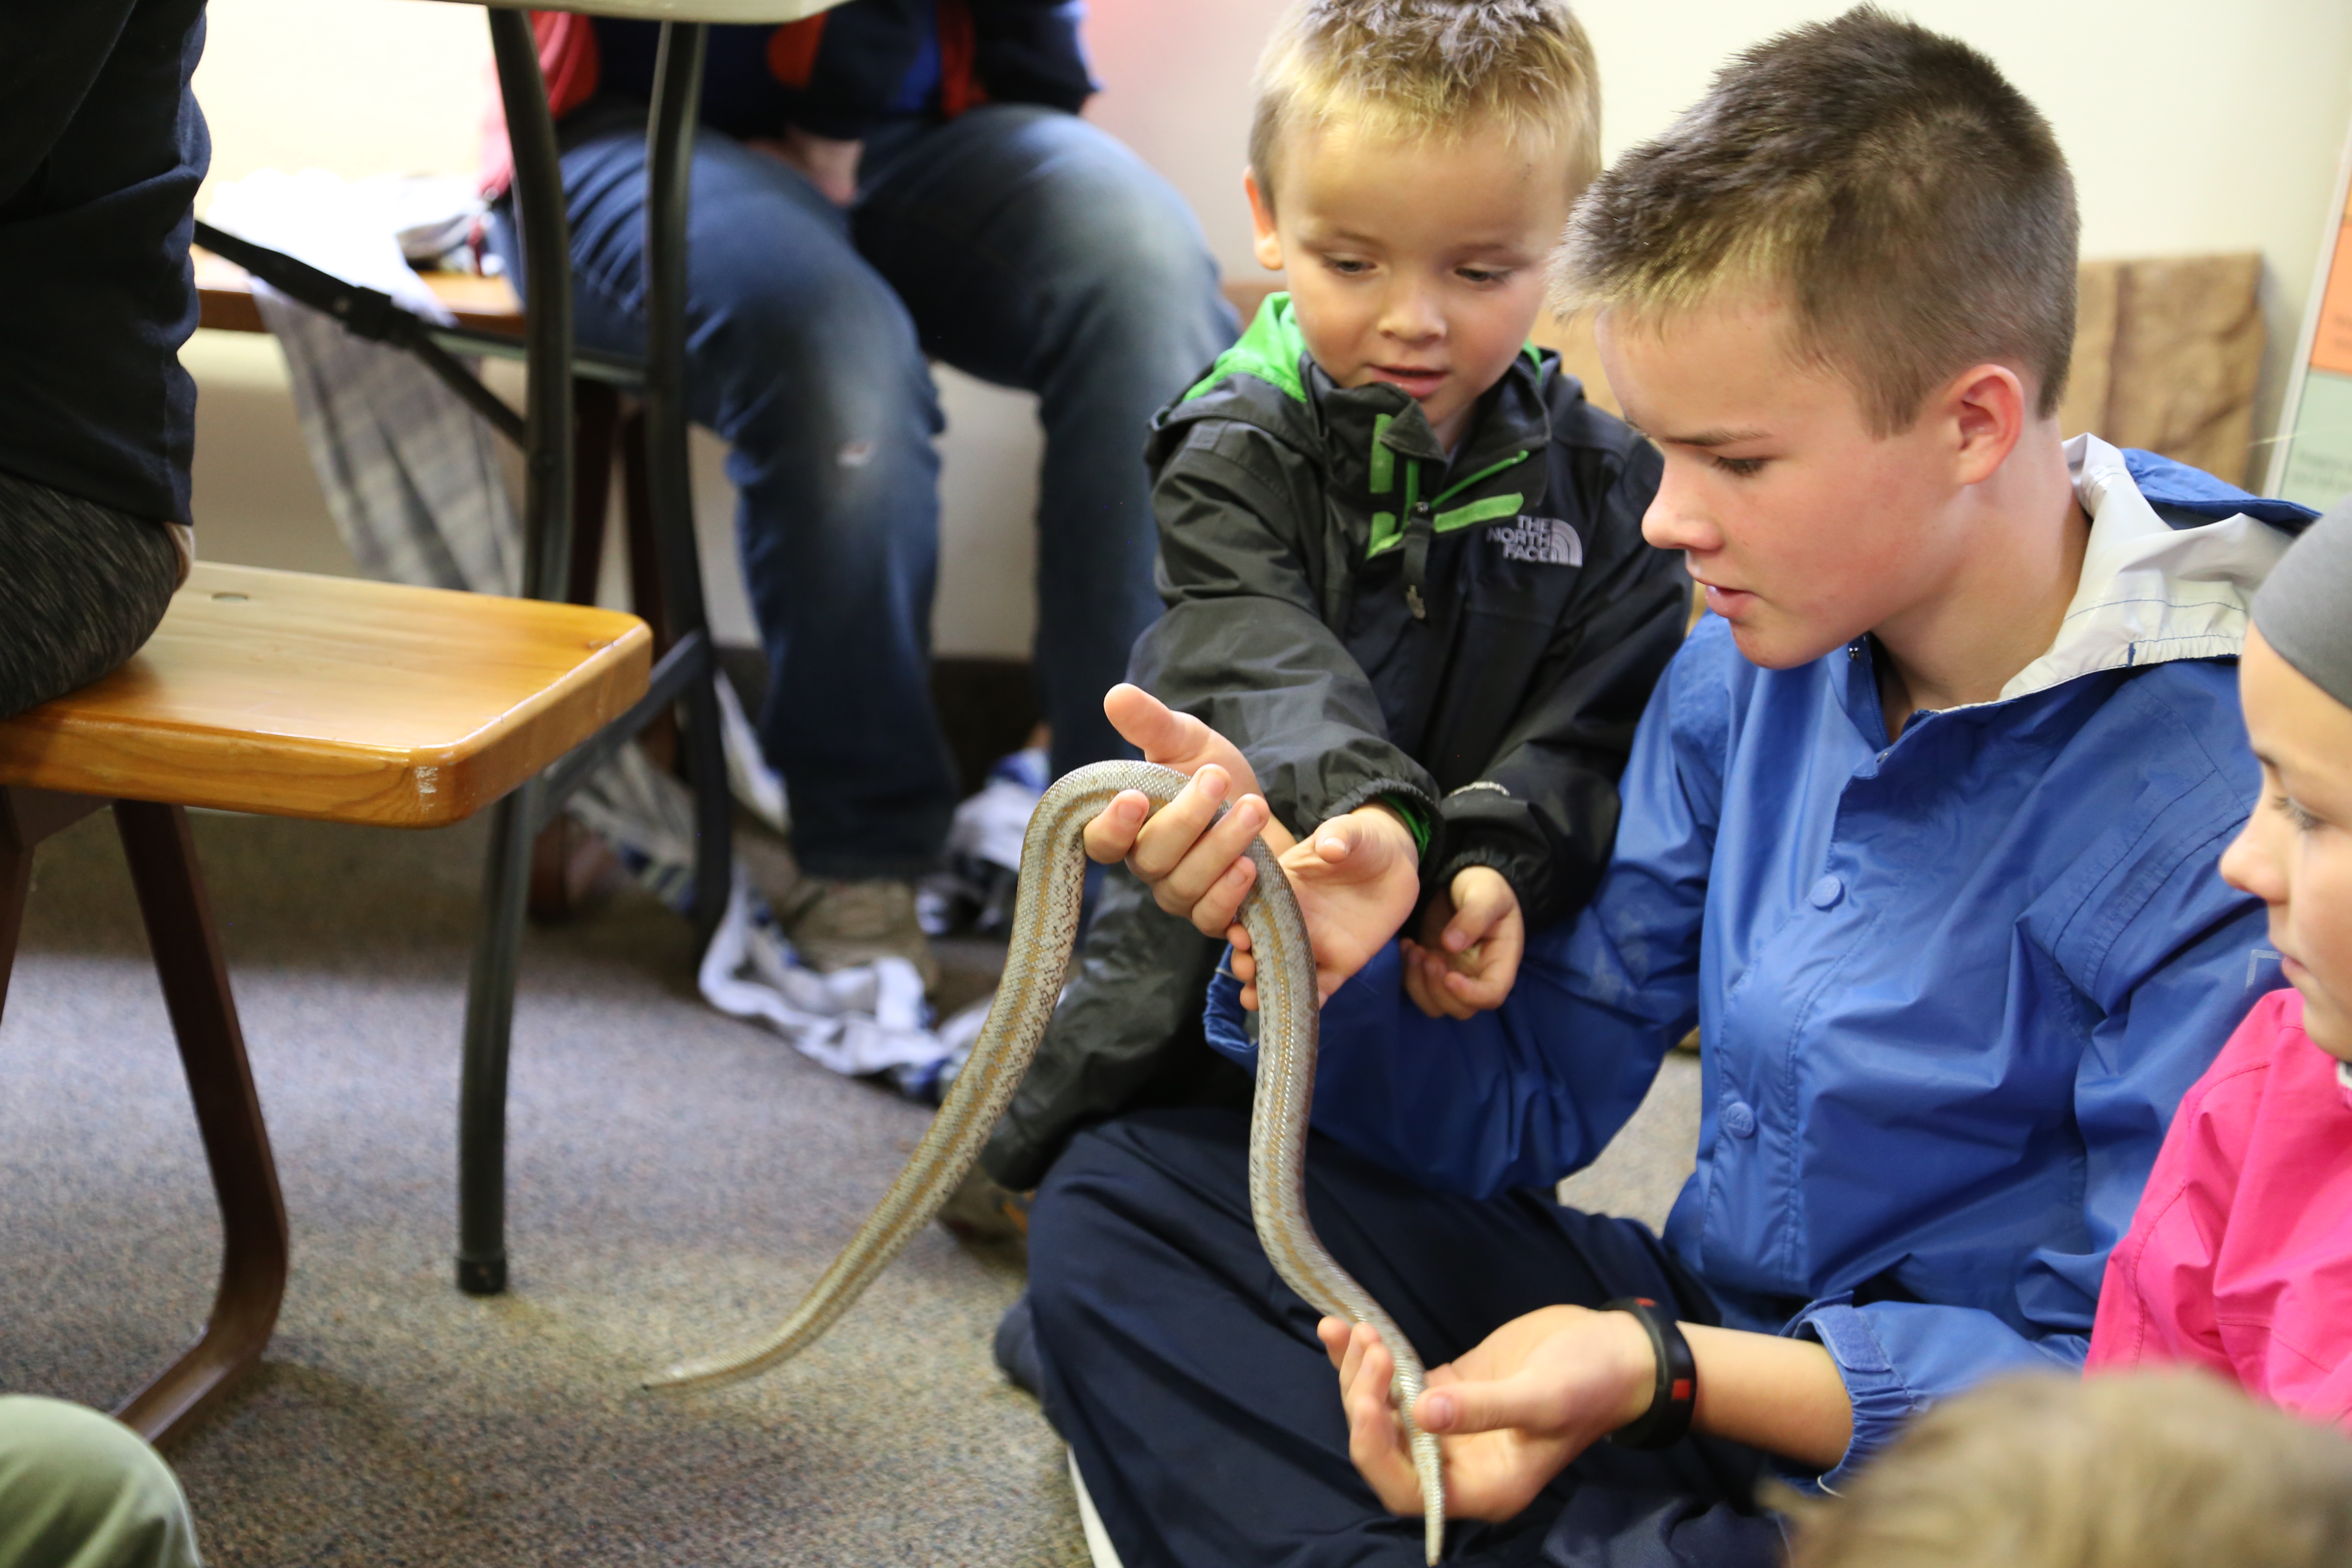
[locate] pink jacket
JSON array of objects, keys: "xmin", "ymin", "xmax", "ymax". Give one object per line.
[{"xmin": 2088, "ymin": 988, "xmax": 2352, "ymax": 1428}]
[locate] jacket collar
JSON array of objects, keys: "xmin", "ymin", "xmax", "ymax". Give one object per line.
[
  {"xmin": 1170, "ymin": 292, "xmax": 1551, "ymax": 511},
  {"xmin": 2000, "ymin": 435, "xmax": 2298, "ymax": 700}
]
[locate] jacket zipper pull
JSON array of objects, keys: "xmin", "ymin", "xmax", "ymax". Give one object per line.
[{"xmin": 1403, "ymin": 500, "xmax": 1433, "ymax": 621}]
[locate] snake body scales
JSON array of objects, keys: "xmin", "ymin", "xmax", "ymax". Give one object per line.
[{"xmin": 646, "ymin": 760, "xmax": 1445, "ymax": 1562}]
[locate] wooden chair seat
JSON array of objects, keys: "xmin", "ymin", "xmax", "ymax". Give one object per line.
[
  {"xmin": 0, "ymin": 563, "xmax": 649, "ymax": 1445},
  {"xmin": 0, "ymin": 563, "xmax": 651, "ymax": 824}
]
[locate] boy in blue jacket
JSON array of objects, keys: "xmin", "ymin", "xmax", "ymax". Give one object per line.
[{"xmin": 1041, "ymin": 9, "xmax": 2314, "ymax": 1566}]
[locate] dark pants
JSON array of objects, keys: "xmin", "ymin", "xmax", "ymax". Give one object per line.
[
  {"xmin": 515, "ymin": 102, "xmax": 1235, "ymax": 879},
  {"xmin": 1028, "ymin": 1109, "xmax": 1782, "ymax": 1568},
  {"xmin": 0, "ymin": 469, "xmax": 180, "ymax": 720}
]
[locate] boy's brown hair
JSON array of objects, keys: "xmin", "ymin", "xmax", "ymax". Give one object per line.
[
  {"xmin": 1552, "ymin": 6, "xmax": 2077, "ymax": 435},
  {"xmin": 1779, "ymin": 1372, "xmax": 2352, "ymax": 1568},
  {"xmin": 1249, "ymin": 0, "xmax": 1600, "ymax": 210}
]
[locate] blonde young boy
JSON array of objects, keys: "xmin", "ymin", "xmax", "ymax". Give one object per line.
[
  {"xmin": 1042, "ymin": 8, "xmax": 2316, "ymax": 1567},
  {"xmin": 1781, "ymin": 1372, "xmax": 2352, "ymax": 1568},
  {"xmin": 976, "ymin": 1, "xmax": 1686, "ymax": 1200}
]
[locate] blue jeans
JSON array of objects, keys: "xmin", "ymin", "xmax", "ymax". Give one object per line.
[{"xmin": 515, "ymin": 102, "xmax": 1234, "ymax": 879}]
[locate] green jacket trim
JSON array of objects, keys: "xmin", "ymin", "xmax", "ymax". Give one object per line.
[
  {"xmin": 1182, "ymin": 291, "xmax": 1307, "ymax": 405},
  {"xmin": 1366, "ymin": 446, "xmax": 1532, "ymax": 557}
]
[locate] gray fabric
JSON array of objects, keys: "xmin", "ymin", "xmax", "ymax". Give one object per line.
[
  {"xmin": 2253, "ymin": 492, "xmax": 2352, "ymax": 708},
  {"xmin": 0, "ymin": 469, "xmax": 181, "ymax": 720},
  {"xmin": 0, "ymin": 1396, "xmax": 202, "ymax": 1568},
  {"xmin": 249, "ymin": 290, "xmax": 520, "ymax": 596}
]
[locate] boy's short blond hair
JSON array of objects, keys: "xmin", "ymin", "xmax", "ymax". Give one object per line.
[
  {"xmin": 1249, "ymin": 0, "xmax": 1600, "ymax": 209},
  {"xmin": 1780, "ymin": 1372, "xmax": 2352, "ymax": 1568},
  {"xmin": 1552, "ymin": 6, "xmax": 2077, "ymax": 435}
]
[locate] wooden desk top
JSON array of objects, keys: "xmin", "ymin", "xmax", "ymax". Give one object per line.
[
  {"xmin": 0, "ymin": 564, "xmax": 651, "ymax": 828},
  {"xmin": 194, "ymin": 248, "xmax": 524, "ymax": 336}
]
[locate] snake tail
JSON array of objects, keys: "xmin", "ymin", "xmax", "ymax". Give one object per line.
[
  {"xmin": 645, "ymin": 761, "xmax": 1179, "ymax": 1391},
  {"xmin": 1237, "ymin": 833, "xmax": 1446, "ymax": 1560}
]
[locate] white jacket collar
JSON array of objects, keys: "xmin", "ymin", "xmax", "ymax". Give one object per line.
[{"xmin": 2000, "ymin": 435, "xmax": 2294, "ymax": 701}]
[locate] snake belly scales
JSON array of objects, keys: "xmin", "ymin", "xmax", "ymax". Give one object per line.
[{"xmin": 646, "ymin": 760, "xmax": 1446, "ymax": 1562}]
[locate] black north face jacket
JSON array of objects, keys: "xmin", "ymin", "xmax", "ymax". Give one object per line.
[{"xmin": 983, "ymin": 294, "xmax": 1687, "ymax": 1188}]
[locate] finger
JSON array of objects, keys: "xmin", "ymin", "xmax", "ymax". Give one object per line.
[
  {"xmin": 1148, "ymin": 791, "xmax": 1271, "ymax": 913},
  {"xmin": 1400, "ymin": 942, "xmax": 1456, "ymax": 1020},
  {"xmin": 1185, "ymin": 853, "xmax": 1259, "ymax": 938},
  {"xmin": 1442, "ymin": 927, "xmax": 1524, "ymax": 1012},
  {"xmin": 1127, "ymin": 766, "xmax": 1232, "ymax": 883},
  {"xmin": 1337, "ymin": 1323, "xmax": 1370, "ymax": 1394},
  {"xmin": 1102, "ymin": 683, "xmax": 1197, "ymax": 765},
  {"xmin": 1081, "ymin": 790, "xmax": 1152, "ymax": 865},
  {"xmin": 1444, "ymin": 874, "xmax": 1515, "ymax": 953},
  {"xmin": 1413, "ymin": 1368, "xmax": 1568, "ymax": 1437},
  {"xmin": 1412, "ymin": 945, "xmax": 1476, "ymax": 1020},
  {"xmin": 1318, "ymin": 1318, "xmax": 1352, "ymax": 1371},
  {"xmin": 1401, "ymin": 948, "xmax": 1446, "ymax": 1019}
]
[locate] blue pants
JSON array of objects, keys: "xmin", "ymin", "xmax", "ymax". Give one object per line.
[
  {"xmin": 1028, "ymin": 1109, "xmax": 1782, "ymax": 1568},
  {"xmin": 521, "ymin": 102, "xmax": 1234, "ymax": 878}
]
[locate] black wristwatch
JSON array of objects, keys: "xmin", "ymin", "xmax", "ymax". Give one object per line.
[{"xmin": 1603, "ymin": 1296, "xmax": 1698, "ymax": 1450}]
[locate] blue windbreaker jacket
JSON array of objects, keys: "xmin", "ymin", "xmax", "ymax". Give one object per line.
[{"xmin": 1205, "ymin": 438, "xmax": 2316, "ymax": 1481}]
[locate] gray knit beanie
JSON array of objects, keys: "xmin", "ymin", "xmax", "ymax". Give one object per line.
[{"xmin": 2253, "ymin": 493, "xmax": 2352, "ymax": 708}]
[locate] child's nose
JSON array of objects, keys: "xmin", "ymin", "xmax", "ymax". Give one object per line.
[
  {"xmin": 1641, "ymin": 463, "xmax": 1718, "ymax": 555},
  {"xmin": 1378, "ymin": 282, "xmax": 1444, "ymax": 343},
  {"xmin": 2219, "ymin": 812, "xmax": 2289, "ymax": 905}
]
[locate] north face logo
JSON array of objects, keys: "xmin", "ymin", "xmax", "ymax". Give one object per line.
[{"xmin": 1490, "ymin": 516, "xmax": 1583, "ymax": 567}]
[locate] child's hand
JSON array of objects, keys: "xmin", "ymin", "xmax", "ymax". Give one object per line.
[
  {"xmin": 1226, "ymin": 803, "xmax": 1421, "ymax": 1006},
  {"xmin": 1317, "ymin": 1307, "xmax": 1654, "ymax": 1522},
  {"xmin": 1399, "ymin": 867, "xmax": 1524, "ymax": 1019},
  {"xmin": 1082, "ymin": 685, "xmax": 1295, "ymax": 937}
]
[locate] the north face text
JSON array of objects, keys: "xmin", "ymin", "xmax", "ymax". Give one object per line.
[{"xmin": 1490, "ymin": 516, "xmax": 1583, "ymax": 567}]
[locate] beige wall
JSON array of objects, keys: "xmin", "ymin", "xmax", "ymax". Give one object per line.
[{"xmin": 186, "ymin": 0, "xmax": 2352, "ymax": 655}]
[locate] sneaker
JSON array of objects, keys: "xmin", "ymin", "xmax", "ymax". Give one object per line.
[
  {"xmin": 993, "ymin": 1290, "xmax": 1044, "ymax": 1397},
  {"xmin": 779, "ymin": 876, "xmax": 940, "ymax": 991},
  {"xmin": 938, "ymin": 1164, "xmax": 1032, "ymax": 1248}
]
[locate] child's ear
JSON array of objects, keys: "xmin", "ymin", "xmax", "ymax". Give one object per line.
[
  {"xmin": 1944, "ymin": 363, "xmax": 2028, "ymax": 487},
  {"xmin": 1243, "ymin": 166, "xmax": 1285, "ymax": 273}
]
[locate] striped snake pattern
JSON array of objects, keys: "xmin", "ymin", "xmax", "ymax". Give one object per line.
[{"xmin": 645, "ymin": 760, "xmax": 1446, "ymax": 1562}]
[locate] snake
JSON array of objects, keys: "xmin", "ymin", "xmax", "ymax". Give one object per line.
[{"xmin": 644, "ymin": 760, "xmax": 1446, "ymax": 1562}]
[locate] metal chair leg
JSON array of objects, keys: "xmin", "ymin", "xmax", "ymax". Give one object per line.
[
  {"xmin": 457, "ymin": 9, "xmax": 575, "ymax": 1296},
  {"xmin": 456, "ymin": 781, "xmax": 538, "ymax": 1295},
  {"xmin": 645, "ymin": 21, "xmax": 732, "ymax": 952},
  {"xmin": 110, "ymin": 800, "xmax": 290, "ymax": 1443}
]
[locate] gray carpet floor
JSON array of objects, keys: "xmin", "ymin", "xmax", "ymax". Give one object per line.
[{"xmin": 0, "ymin": 807, "xmax": 1697, "ymax": 1566}]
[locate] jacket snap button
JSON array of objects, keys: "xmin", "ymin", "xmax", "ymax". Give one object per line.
[
  {"xmin": 1808, "ymin": 874, "xmax": 1843, "ymax": 909},
  {"xmin": 1723, "ymin": 1100, "xmax": 1757, "ymax": 1138}
]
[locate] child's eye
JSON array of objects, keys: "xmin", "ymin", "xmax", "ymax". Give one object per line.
[
  {"xmin": 1458, "ymin": 266, "xmax": 1513, "ymax": 286},
  {"xmin": 2273, "ymin": 793, "xmax": 2324, "ymax": 833},
  {"xmin": 1322, "ymin": 256, "xmax": 1372, "ymax": 276},
  {"xmin": 1711, "ymin": 455, "xmax": 1766, "ymax": 478}
]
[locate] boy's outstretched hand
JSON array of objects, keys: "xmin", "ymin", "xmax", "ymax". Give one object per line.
[
  {"xmin": 1399, "ymin": 866, "xmax": 1525, "ymax": 1019},
  {"xmin": 1082, "ymin": 683, "xmax": 1292, "ymax": 935},
  {"xmin": 1083, "ymin": 685, "xmax": 1421, "ymax": 1003}
]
